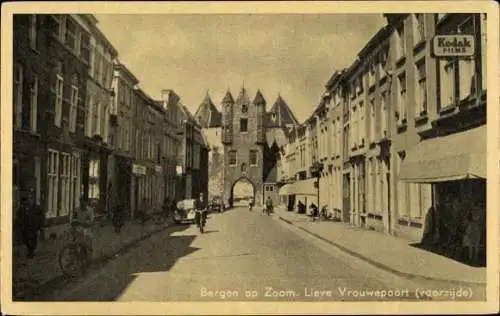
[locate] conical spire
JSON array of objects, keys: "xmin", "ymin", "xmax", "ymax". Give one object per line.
[
  {"xmin": 222, "ymin": 89, "xmax": 235, "ymax": 104},
  {"xmin": 253, "ymin": 89, "xmax": 266, "ymax": 106}
]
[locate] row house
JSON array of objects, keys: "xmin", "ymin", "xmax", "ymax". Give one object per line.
[
  {"xmin": 278, "ymin": 13, "xmax": 487, "ymax": 263},
  {"xmin": 131, "ymin": 88, "xmax": 165, "ymax": 215},
  {"xmin": 385, "ymin": 13, "xmax": 487, "ymax": 250},
  {"xmin": 111, "ymin": 61, "xmax": 137, "ymax": 215},
  {"xmin": 13, "ymin": 15, "xmax": 52, "ymax": 233},
  {"xmin": 177, "ymin": 103, "xmax": 210, "ymax": 200},
  {"xmin": 159, "ymin": 89, "xmax": 183, "ymax": 202},
  {"xmin": 13, "ymin": 14, "xmax": 116, "ymax": 237},
  {"xmin": 81, "ymin": 16, "xmax": 118, "ymax": 218}
]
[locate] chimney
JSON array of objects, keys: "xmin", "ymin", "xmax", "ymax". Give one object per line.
[{"xmin": 161, "ymin": 89, "xmax": 173, "ymax": 110}]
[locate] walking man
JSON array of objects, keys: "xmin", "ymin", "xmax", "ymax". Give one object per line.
[{"xmin": 16, "ymin": 189, "xmax": 45, "ymax": 258}]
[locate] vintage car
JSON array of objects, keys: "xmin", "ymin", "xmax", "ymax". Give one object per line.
[
  {"xmin": 208, "ymin": 196, "xmax": 224, "ymax": 213},
  {"xmin": 174, "ymin": 199, "xmax": 197, "ymax": 224}
]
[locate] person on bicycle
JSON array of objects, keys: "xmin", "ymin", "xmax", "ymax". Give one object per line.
[
  {"xmin": 72, "ymin": 198, "xmax": 95, "ymax": 252},
  {"xmin": 194, "ymin": 193, "xmax": 207, "ymax": 228},
  {"xmin": 265, "ymin": 196, "xmax": 273, "ymax": 215}
]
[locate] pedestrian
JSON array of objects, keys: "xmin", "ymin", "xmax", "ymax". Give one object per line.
[
  {"xmin": 462, "ymin": 205, "xmax": 481, "ymax": 264},
  {"xmin": 16, "ymin": 188, "xmax": 45, "ymax": 258},
  {"xmin": 421, "ymin": 206, "xmax": 437, "ymax": 248}
]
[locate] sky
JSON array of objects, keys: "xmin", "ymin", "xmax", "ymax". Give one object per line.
[{"xmin": 95, "ymin": 14, "xmax": 386, "ymax": 123}]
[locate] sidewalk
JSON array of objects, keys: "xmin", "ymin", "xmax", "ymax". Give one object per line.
[
  {"xmin": 275, "ymin": 205, "xmax": 486, "ymax": 286},
  {"xmin": 13, "ymin": 217, "xmax": 174, "ymax": 300}
]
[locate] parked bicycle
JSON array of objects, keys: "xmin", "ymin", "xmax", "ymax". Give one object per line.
[{"xmin": 58, "ymin": 221, "xmax": 93, "ymax": 277}]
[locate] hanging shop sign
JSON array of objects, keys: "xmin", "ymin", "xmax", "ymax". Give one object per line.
[
  {"xmin": 132, "ymin": 164, "xmax": 147, "ymax": 176},
  {"xmin": 433, "ymin": 35, "xmax": 475, "ymax": 57}
]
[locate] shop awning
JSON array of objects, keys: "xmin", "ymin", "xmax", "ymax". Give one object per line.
[
  {"xmin": 292, "ymin": 178, "xmax": 318, "ymax": 196},
  {"xmin": 278, "ymin": 183, "xmax": 293, "ymax": 196},
  {"xmin": 399, "ymin": 125, "xmax": 486, "ymax": 183}
]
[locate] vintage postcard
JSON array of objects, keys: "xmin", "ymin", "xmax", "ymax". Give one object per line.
[{"xmin": 1, "ymin": 1, "xmax": 499, "ymax": 315}]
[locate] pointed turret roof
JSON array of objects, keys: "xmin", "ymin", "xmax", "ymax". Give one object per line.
[
  {"xmin": 222, "ymin": 90, "xmax": 235, "ymax": 104},
  {"xmin": 266, "ymin": 95, "xmax": 299, "ymax": 128},
  {"xmin": 235, "ymin": 87, "xmax": 251, "ymax": 106},
  {"xmin": 252, "ymin": 89, "xmax": 266, "ymax": 105},
  {"xmin": 195, "ymin": 91, "xmax": 222, "ymax": 128}
]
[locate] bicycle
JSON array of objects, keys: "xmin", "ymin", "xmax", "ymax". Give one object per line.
[{"xmin": 58, "ymin": 222, "xmax": 93, "ymax": 277}]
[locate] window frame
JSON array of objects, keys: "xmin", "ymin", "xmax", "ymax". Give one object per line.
[
  {"xmin": 54, "ymin": 72, "xmax": 64, "ymax": 128},
  {"xmin": 29, "ymin": 15, "xmax": 37, "ymax": 50},
  {"xmin": 240, "ymin": 118, "xmax": 248, "ymax": 133},
  {"xmin": 415, "ymin": 59, "xmax": 427, "ymax": 116},
  {"xmin": 14, "ymin": 63, "xmax": 24, "ymax": 130},
  {"xmin": 65, "ymin": 17, "xmax": 77, "ymax": 51},
  {"xmin": 69, "ymin": 74, "xmax": 79, "ymax": 132},
  {"xmin": 30, "ymin": 74, "xmax": 39, "ymax": 133},
  {"xmin": 229, "ymin": 150, "xmax": 237, "ymax": 166}
]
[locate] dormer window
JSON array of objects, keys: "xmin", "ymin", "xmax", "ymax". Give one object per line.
[
  {"xmin": 271, "ymin": 112, "xmax": 277, "ymax": 122},
  {"xmin": 242, "ymin": 104, "xmax": 248, "ymax": 114}
]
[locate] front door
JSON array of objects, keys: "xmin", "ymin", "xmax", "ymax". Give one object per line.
[{"xmin": 343, "ymin": 174, "xmax": 350, "ymax": 223}]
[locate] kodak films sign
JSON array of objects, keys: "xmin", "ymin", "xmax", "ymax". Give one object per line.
[{"xmin": 433, "ymin": 35, "xmax": 475, "ymax": 57}]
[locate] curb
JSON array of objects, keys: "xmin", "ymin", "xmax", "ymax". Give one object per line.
[
  {"xmin": 277, "ymin": 216, "xmax": 486, "ymax": 287},
  {"xmin": 13, "ymin": 222, "xmax": 173, "ymax": 301}
]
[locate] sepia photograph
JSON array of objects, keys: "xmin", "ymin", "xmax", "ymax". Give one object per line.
[{"xmin": 1, "ymin": 1, "xmax": 499, "ymax": 315}]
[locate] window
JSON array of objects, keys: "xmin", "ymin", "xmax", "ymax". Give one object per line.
[
  {"xmin": 369, "ymin": 98, "xmax": 376, "ymax": 142},
  {"xmin": 70, "ymin": 74, "xmax": 79, "ymax": 132},
  {"xmin": 415, "ymin": 60, "xmax": 427, "ymax": 116},
  {"xmin": 480, "ymin": 13, "xmax": 487, "ymax": 90},
  {"xmin": 368, "ymin": 64, "xmax": 376, "ymax": 87},
  {"xmin": 80, "ymin": 32, "xmax": 91, "ymax": 63},
  {"xmin": 48, "ymin": 15, "xmax": 64, "ymax": 40},
  {"xmin": 380, "ymin": 92, "xmax": 387, "ymax": 137},
  {"xmin": 94, "ymin": 47, "xmax": 101, "ymax": 82},
  {"xmin": 70, "ymin": 153, "xmax": 81, "ymax": 218},
  {"xmin": 47, "ymin": 150, "xmax": 59, "ymax": 218},
  {"xmin": 250, "ymin": 150, "xmax": 258, "ymax": 165},
  {"xmin": 14, "ymin": 63, "xmax": 24, "ymax": 129},
  {"xmin": 359, "ymin": 101, "xmax": 365, "ymax": 145},
  {"xmin": 34, "ymin": 157, "xmax": 42, "ymax": 204},
  {"xmin": 396, "ymin": 24, "xmax": 406, "ymax": 60},
  {"xmin": 240, "ymin": 118, "xmax": 248, "ymax": 132},
  {"xmin": 459, "ymin": 57, "xmax": 476, "ymax": 101},
  {"xmin": 60, "ymin": 153, "xmax": 71, "ymax": 217},
  {"xmin": 413, "ymin": 14, "xmax": 425, "ymax": 44},
  {"xmin": 92, "ymin": 100, "xmax": 99, "ymax": 136},
  {"xmin": 54, "ymin": 63, "xmax": 64, "ymax": 127},
  {"xmin": 397, "ymin": 73, "xmax": 407, "ymax": 123},
  {"xmin": 65, "ymin": 18, "xmax": 77, "ymax": 51},
  {"xmin": 29, "ymin": 15, "xmax": 37, "ymax": 50},
  {"xmin": 88, "ymin": 159, "xmax": 100, "ymax": 199},
  {"xmin": 229, "ymin": 150, "xmax": 237, "ymax": 166},
  {"xmin": 439, "ymin": 60, "xmax": 455, "ymax": 108},
  {"xmin": 409, "ymin": 183, "xmax": 432, "ymax": 220},
  {"xmin": 29, "ymin": 75, "xmax": 38, "ymax": 133},
  {"xmin": 242, "ymin": 104, "xmax": 248, "ymax": 114}
]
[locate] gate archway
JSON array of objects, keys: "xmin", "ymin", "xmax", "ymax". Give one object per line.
[{"xmin": 230, "ymin": 176, "xmax": 256, "ymax": 208}]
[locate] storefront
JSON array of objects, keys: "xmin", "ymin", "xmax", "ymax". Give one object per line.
[
  {"xmin": 131, "ymin": 163, "xmax": 146, "ymax": 217},
  {"xmin": 399, "ymin": 125, "xmax": 486, "ymax": 265}
]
